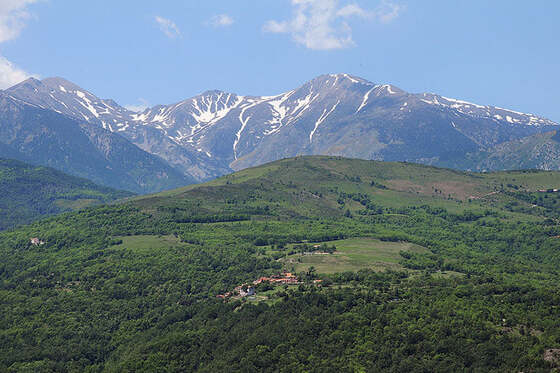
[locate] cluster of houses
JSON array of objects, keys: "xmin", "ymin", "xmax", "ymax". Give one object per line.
[
  {"xmin": 253, "ymin": 272, "xmax": 299, "ymax": 285},
  {"xmin": 216, "ymin": 285, "xmax": 256, "ymax": 300},
  {"xmin": 538, "ymin": 188, "xmax": 560, "ymax": 193},
  {"xmin": 216, "ymin": 272, "xmax": 300, "ymax": 300}
]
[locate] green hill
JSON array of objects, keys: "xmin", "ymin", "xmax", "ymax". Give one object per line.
[
  {"xmin": 0, "ymin": 158, "xmax": 133, "ymax": 230},
  {"xmin": 3, "ymin": 156, "xmax": 560, "ymax": 371}
]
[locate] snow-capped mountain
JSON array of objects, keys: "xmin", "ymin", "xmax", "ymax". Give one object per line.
[
  {"xmin": 5, "ymin": 73, "xmax": 559, "ymax": 182},
  {"xmin": 0, "ymin": 90, "xmax": 193, "ymax": 193},
  {"xmin": 6, "ymin": 77, "xmax": 134, "ymax": 131}
]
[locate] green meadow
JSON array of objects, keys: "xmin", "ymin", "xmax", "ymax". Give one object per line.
[{"xmin": 283, "ymin": 237, "xmax": 428, "ymax": 273}]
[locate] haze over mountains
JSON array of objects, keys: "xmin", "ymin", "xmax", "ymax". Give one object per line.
[
  {"xmin": 1, "ymin": 73, "xmax": 558, "ymax": 192},
  {"xmin": 0, "ymin": 158, "xmax": 132, "ymax": 230}
]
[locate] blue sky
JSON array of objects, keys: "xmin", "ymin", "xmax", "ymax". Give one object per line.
[{"xmin": 0, "ymin": 0, "xmax": 559, "ymax": 121}]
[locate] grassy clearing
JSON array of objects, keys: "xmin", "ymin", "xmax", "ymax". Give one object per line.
[
  {"xmin": 282, "ymin": 237, "xmax": 428, "ymax": 274},
  {"xmin": 109, "ymin": 235, "xmax": 186, "ymax": 252},
  {"xmin": 432, "ymin": 270, "xmax": 465, "ymax": 278}
]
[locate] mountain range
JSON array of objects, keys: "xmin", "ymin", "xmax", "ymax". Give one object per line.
[{"xmin": 1, "ymin": 73, "xmax": 558, "ymax": 192}]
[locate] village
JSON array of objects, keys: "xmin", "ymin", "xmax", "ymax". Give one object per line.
[{"xmin": 216, "ymin": 271, "xmax": 322, "ymax": 300}]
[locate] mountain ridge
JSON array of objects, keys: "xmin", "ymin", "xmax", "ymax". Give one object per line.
[
  {"xmin": 0, "ymin": 91, "xmax": 195, "ymax": 193},
  {"xmin": 4, "ymin": 73, "xmax": 559, "ymax": 183}
]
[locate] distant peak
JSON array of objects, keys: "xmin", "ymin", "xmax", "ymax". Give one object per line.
[
  {"xmin": 9, "ymin": 77, "xmax": 42, "ymax": 89},
  {"xmin": 192, "ymin": 90, "xmax": 241, "ymax": 103},
  {"xmin": 41, "ymin": 77, "xmax": 83, "ymax": 91},
  {"xmin": 200, "ymin": 89, "xmax": 228, "ymax": 96},
  {"xmin": 310, "ymin": 73, "xmax": 374, "ymax": 86}
]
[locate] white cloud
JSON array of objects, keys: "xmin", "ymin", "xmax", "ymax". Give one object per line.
[
  {"xmin": 0, "ymin": 1, "xmax": 40, "ymax": 88},
  {"xmin": 337, "ymin": 4, "xmax": 368, "ymax": 18},
  {"xmin": 0, "ymin": 56, "xmax": 37, "ymax": 88},
  {"xmin": 125, "ymin": 98, "xmax": 150, "ymax": 113},
  {"xmin": 208, "ymin": 14, "xmax": 234, "ymax": 28},
  {"xmin": 375, "ymin": 1, "xmax": 403, "ymax": 23},
  {"xmin": 264, "ymin": 0, "xmax": 403, "ymax": 50},
  {"xmin": 155, "ymin": 16, "xmax": 181, "ymax": 39},
  {"xmin": 0, "ymin": 0, "xmax": 40, "ymax": 43}
]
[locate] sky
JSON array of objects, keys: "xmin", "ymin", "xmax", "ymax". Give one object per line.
[{"xmin": 0, "ymin": 0, "xmax": 559, "ymax": 121}]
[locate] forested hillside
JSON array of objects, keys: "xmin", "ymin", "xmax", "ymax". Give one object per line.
[
  {"xmin": 0, "ymin": 158, "xmax": 133, "ymax": 230},
  {"xmin": 2, "ymin": 156, "xmax": 560, "ymax": 371}
]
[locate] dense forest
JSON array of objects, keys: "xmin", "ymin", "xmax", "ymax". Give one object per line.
[
  {"xmin": 2, "ymin": 156, "xmax": 560, "ymax": 372},
  {"xmin": 0, "ymin": 158, "xmax": 133, "ymax": 230}
]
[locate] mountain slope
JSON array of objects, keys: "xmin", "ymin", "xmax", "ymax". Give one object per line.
[
  {"xmin": 0, "ymin": 92, "xmax": 194, "ymax": 193},
  {"xmin": 6, "ymin": 78, "xmax": 229, "ymax": 180},
  {"xmin": 0, "ymin": 158, "xmax": 133, "ymax": 230},
  {"xmin": 119, "ymin": 75, "xmax": 558, "ymax": 174},
  {"xmin": 443, "ymin": 130, "xmax": 560, "ymax": 171},
  {"xmin": 6, "ymin": 74, "xmax": 558, "ymax": 181},
  {"xmin": 3, "ymin": 156, "xmax": 560, "ymax": 371},
  {"xmin": 120, "ymin": 75, "xmax": 557, "ymax": 172}
]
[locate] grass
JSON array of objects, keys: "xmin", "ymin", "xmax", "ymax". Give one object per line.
[
  {"xmin": 281, "ymin": 237, "xmax": 428, "ymax": 274},
  {"xmin": 107, "ymin": 235, "xmax": 428, "ymax": 275},
  {"xmin": 432, "ymin": 270, "xmax": 465, "ymax": 278},
  {"xmin": 131, "ymin": 157, "xmax": 560, "ymax": 225},
  {"xmin": 110, "ymin": 235, "xmax": 186, "ymax": 252}
]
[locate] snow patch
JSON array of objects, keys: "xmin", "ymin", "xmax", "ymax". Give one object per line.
[
  {"xmin": 75, "ymin": 95, "xmax": 100, "ymax": 118},
  {"xmin": 494, "ymin": 106, "xmax": 528, "ymax": 116},
  {"xmin": 152, "ymin": 107, "xmax": 171, "ymax": 123},
  {"xmin": 263, "ymin": 91, "xmax": 295, "ymax": 135},
  {"xmin": 132, "ymin": 112, "xmax": 149, "ymax": 122},
  {"xmin": 191, "ymin": 93, "xmax": 243, "ymax": 125},
  {"xmin": 357, "ymin": 87, "xmax": 375, "ymax": 113},
  {"xmin": 290, "ymin": 91, "xmax": 319, "ymax": 123},
  {"xmin": 343, "ymin": 74, "xmax": 359, "ymax": 84},
  {"xmin": 382, "ymin": 84, "xmax": 396, "ymax": 95},
  {"xmin": 441, "ymin": 96, "xmax": 485, "ymax": 109},
  {"xmin": 233, "ymin": 101, "xmax": 260, "ymax": 159},
  {"xmin": 310, "ymin": 100, "xmax": 339, "ymax": 143}
]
